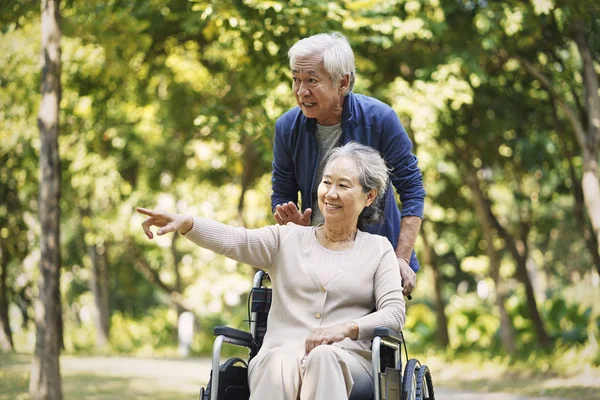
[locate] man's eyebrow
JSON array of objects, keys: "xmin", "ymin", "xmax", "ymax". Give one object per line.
[{"xmin": 291, "ymin": 69, "xmax": 318, "ymax": 75}]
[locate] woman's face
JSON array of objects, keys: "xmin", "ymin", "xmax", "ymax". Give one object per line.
[
  {"xmin": 291, "ymin": 55, "xmax": 348, "ymax": 126},
  {"xmin": 318, "ymin": 156, "xmax": 376, "ymax": 227}
]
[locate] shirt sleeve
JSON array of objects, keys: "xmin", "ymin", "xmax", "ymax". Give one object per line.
[
  {"xmin": 380, "ymin": 109, "xmax": 426, "ymax": 218},
  {"xmin": 271, "ymin": 118, "xmax": 300, "ymax": 212},
  {"xmin": 351, "ymin": 239, "xmax": 406, "ymax": 339},
  {"xmin": 183, "ymin": 218, "xmax": 282, "ymax": 270}
]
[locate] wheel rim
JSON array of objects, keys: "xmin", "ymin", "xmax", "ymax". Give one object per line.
[
  {"xmin": 410, "ymin": 371, "xmax": 417, "ymax": 400},
  {"xmin": 422, "ymin": 375, "xmax": 429, "ymax": 399}
]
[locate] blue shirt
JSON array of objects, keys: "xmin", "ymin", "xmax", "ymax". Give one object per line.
[{"xmin": 271, "ymin": 93, "xmax": 426, "ymax": 272}]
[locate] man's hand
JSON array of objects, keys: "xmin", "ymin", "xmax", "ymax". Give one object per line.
[
  {"xmin": 398, "ymin": 257, "xmax": 416, "ymax": 296},
  {"xmin": 273, "ymin": 201, "xmax": 312, "ymax": 226},
  {"xmin": 304, "ymin": 322, "xmax": 358, "ymax": 354}
]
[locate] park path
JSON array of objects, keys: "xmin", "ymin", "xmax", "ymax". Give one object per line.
[{"xmin": 58, "ymin": 356, "xmax": 569, "ymax": 400}]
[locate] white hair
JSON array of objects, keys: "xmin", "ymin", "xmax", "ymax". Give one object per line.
[
  {"xmin": 288, "ymin": 32, "xmax": 356, "ymax": 96},
  {"xmin": 325, "ymin": 142, "xmax": 390, "ymax": 229}
]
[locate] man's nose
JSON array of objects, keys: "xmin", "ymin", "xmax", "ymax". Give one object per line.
[{"xmin": 297, "ymin": 82, "xmax": 310, "ymax": 97}]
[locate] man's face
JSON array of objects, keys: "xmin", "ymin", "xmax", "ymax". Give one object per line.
[{"xmin": 291, "ymin": 55, "xmax": 345, "ymax": 126}]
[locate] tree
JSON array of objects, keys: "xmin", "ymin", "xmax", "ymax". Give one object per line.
[{"xmin": 29, "ymin": 0, "xmax": 63, "ymax": 399}]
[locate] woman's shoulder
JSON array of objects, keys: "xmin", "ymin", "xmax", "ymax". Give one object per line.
[
  {"xmin": 277, "ymin": 223, "xmax": 314, "ymax": 239},
  {"xmin": 358, "ymin": 230, "xmax": 395, "ymax": 253}
]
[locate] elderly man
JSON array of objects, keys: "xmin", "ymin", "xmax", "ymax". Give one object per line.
[{"xmin": 271, "ymin": 32, "xmax": 425, "ymax": 296}]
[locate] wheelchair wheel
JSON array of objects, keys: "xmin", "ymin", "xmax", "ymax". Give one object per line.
[
  {"xmin": 415, "ymin": 364, "xmax": 434, "ymax": 400},
  {"xmin": 401, "ymin": 358, "xmax": 420, "ymax": 400}
]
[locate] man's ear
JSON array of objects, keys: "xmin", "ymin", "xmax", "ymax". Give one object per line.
[{"xmin": 339, "ymin": 74, "xmax": 350, "ymax": 94}]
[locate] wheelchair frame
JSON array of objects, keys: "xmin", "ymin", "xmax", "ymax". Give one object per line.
[{"xmin": 204, "ymin": 270, "xmax": 434, "ymax": 400}]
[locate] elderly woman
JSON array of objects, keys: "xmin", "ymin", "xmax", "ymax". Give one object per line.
[
  {"xmin": 271, "ymin": 32, "xmax": 426, "ymax": 296},
  {"xmin": 138, "ymin": 142, "xmax": 405, "ymax": 400}
]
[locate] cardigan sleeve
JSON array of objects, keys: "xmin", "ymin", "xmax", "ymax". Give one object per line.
[
  {"xmin": 351, "ymin": 239, "xmax": 406, "ymax": 339},
  {"xmin": 183, "ymin": 217, "xmax": 282, "ymax": 270}
]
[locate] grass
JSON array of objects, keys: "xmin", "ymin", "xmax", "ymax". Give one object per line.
[
  {"xmin": 0, "ymin": 353, "xmax": 212, "ymax": 400},
  {"xmin": 1, "ymin": 350, "xmax": 600, "ymax": 399},
  {"xmin": 413, "ymin": 349, "xmax": 600, "ymax": 400}
]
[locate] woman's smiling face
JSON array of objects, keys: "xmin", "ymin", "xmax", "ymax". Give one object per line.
[
  {"xmin": 291, "ymin": 55, "xmax": 347, "ymax": 126},
  {"xmin": 318, "ymin": 156, "xmax": 376, "ymax": 227}
]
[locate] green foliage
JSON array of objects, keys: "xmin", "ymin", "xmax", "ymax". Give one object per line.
[{"xmin": 1, "ymin": 0, "xmax": 599, "ymax": 376}]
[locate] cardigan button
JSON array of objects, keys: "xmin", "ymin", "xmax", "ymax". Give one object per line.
[
  {"xmin": 321, "ymin": 287, "xmax": 326, "ymax": 293},
  {"xmin": 315, "ymin": 312, "xmax": 321, "ymax": 319}
]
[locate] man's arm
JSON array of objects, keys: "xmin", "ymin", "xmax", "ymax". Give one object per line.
[
  {"xmin": 396, "ymin": 216, "xmax": 422, "ymax": 296},
  {"xmin": 271, "ymin": 119, "xmax": 300, "ymax": 216},
  {"xmin": 379, "ymin": 110, "xmax": 426, "ymax": 295}
]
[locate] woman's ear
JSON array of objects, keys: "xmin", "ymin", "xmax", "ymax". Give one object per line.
[{"xmin": 365, "ymin": 189, "xmax": 377, "ymax": 207}]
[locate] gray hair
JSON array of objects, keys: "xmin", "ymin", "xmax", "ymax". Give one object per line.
[
  {"xmin": 288, "ymin": 32, "xmax": 356, "ymax": 96},
  {"xmin": 325, "ymin": 142, "xmax": 390, "ymax": 229}
]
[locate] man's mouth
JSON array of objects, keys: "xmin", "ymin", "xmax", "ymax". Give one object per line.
[{"xmin": 302, "ymin": 102, "xmax": 316, "ymax": 107}]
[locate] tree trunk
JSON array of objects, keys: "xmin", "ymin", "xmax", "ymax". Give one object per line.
[
  {"xmin": 88, "ymin": 244, "xmax": 110, "ymax": 349},
  {"xmin": 573, "ymin": 18, "xmax": 600, "ymax": 255},
  {"xmin": 419, "ymin": 224, "xmax": 449, "ymax": 347},
  {"xmin": 30, "ymin": 0, "xmax": 63, "ymax": 398},
  {"xmin": 237, "ymin": 135, "xmax": 260, "ymax": 225},
  {"xmin": 553, "ymin": 109, "xmax": 600, "ymax": 275},
  {"xmin": 465, "ymin": 170, "xmax": 516, "ymax": 354},
  {"xmin": 171, "ymin": 232, "xmax": 185, "ymax": 316},
  {"xmin": 482, "ymin": 187, "xmax": 552, "ymax": 348},
  {"xmin": 567, "ymin": 150, "xmax": 600, "ymax": 275},
  {"xmin": 0, "ymin": 242, "xmax": 14, "ymax": 352}
]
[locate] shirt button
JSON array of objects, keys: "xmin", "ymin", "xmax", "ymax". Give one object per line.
[
  {"xmin": 321, "ymin": 287, "xmax": 326, "ymax": 293},
  {"xmin": 315, "ymin": 313, "xmax": 321, "ymax": 319}
]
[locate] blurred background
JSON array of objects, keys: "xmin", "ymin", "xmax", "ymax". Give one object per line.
[{"xmin": 1, "ymin": 0, "xmax": 599, "ymax": 398}]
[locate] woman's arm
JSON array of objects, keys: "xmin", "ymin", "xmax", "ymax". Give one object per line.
[
  {"xmin": 137, "ymin": 208, "xmax": 282, "ymax": 269},
  {"xmin": 350, "ymin": 241, "xmax": 406, "ymax": 340}
]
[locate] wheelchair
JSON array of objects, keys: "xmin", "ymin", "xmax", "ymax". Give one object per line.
[{"xmin": 200, "ymin": 270, "xmax": 434, "ymax": 400}]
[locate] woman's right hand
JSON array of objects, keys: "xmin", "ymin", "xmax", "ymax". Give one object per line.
[{"xmin": 136, "ymin": 207, "xmax": 194, "ymax": 239}]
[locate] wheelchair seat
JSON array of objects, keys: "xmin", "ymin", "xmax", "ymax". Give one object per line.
[{"xmin": 200, "ymin": 270, "xmax": 434, "ymax": 400}]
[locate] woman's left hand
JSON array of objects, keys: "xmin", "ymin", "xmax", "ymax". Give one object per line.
[{"xmin": 304, "ymin": 322, "xmax": 358, "ymax": 354}]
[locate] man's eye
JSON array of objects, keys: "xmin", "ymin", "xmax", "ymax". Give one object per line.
[
  {"xmin": 308, "ymin": 78, "xmax": 317, "ymax": 84},
  {"xmin": 292, "ymin": 77, "xmax": 299, "ymax": 83}
]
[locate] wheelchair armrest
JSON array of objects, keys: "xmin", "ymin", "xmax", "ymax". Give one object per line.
[
  {"xmin": 374, "ymin": 327, "xmax": 403, "ymax": 344},
  {"xmin": 213, "ymin": 326, "xmax": 254, "ymax": 347}
]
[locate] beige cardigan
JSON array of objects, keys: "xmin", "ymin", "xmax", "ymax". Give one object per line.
[{"xmin": 185, "ymin": 218, "xmax": 406, "ymax": 367}]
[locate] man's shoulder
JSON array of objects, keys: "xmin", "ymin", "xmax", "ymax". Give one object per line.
[
  {"xmin": 351, "ymin": 93, "xmax": 394, "ymax": 116},
  {"xmin": 276, "ymin": 106, "xmax": 304, "ymax": 131}
]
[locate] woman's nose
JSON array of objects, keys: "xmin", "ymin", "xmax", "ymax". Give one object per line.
[{"xmin": 326, "ymin": 187, "xmax": 338, "ymax": 198}]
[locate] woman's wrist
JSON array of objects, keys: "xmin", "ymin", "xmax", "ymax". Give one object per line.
[
  {"xmin": 179, "ymin": 215, "xmax": 194, "ymax": 235},
  {"xmin": 345, "ymin": 322, "xmax": 359, "ymax": 340}
]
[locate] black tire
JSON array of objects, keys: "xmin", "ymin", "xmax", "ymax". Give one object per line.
[
  {"xmin": 416, "ymin": 364, "xmax": 435, "ymax": 400},
  {"xmin": 401, "ymin": 358, "xmax": 420, "ymax": 400}
]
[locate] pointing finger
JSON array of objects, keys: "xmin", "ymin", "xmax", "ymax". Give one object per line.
[{"xmin": 136, "ymin": 207, "xmax": 155, "ymax": 217}]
